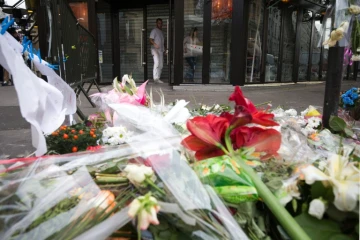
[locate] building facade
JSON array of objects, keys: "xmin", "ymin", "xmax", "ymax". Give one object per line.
[{"xmin": 66, "ymin": 0, "xmax": 336, "ymax": 86}]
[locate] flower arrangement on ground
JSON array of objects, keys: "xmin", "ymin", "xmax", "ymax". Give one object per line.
[{"xmin": 0, "ymin": 76, "xmax": 359, "ymax": 240}]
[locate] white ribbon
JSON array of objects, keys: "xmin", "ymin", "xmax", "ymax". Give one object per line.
[{"xmin": 0, "ymin": 27, "xmax": 76, "ymax": 156}]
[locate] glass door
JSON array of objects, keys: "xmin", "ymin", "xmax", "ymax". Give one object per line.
[
  {"xmin": 119, "ymin": 8, "xmax": 146, "ymax": 82},
  {"xmin": 146, "ymin": 4, "xmax": 170, "ymax": 83}
]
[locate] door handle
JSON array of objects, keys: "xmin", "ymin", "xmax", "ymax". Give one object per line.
[
  {"xmin": 167, "ymin": 19, "xmax": 169, "ymax": 65},
  {"xmin": 141, "ymin": 29, "xmax": 143, "ymax": 66}
]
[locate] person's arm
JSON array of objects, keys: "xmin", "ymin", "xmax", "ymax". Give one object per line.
[
  {"xmin": 149, "ymin": 30, "xmax": 159, "ymax": 49},
  {"xmin": 183, "ymin": 37, "xmax": 188, "ymax": 53}
]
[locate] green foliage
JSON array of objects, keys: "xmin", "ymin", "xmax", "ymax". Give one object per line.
[
  {"xmin": 329, "ymin": 116, "xmax": 354, "ymax": 138},
  {"xmin": 295, "ymin": 213, "xmax": 342, "ymax": 240}
]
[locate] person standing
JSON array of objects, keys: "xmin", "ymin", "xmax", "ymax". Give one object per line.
[
  {"xmin": 183, "ymin": 27, "xmax": 201, "ymax": 82},
  {"xmin": 149, "ymin": 18, "xmax": 165, "ymax": 84}
]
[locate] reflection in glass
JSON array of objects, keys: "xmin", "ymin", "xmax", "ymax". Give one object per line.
[
  {"xmin": 210, "ymin": 20, "xmax": 231, "ymax": 83},
  {"xmin": 69, "ymin": 2, "xmax": 88, "ymax": 30},
  {"xmin": 184, "ymin": 0, "xmax": 203, "ymax": 83},
  {"xmin": 97, "ymin": 13, "xmax": 113, "ymax": 83},
  {"xmin": 281, "ymin": 10, "xmax": 297, "ymax": 82},
  {"xmin": 209, "ymin": 0, "xmax": 232, "ymax": 83},
  {"xmin": 265, "ymin": 8, "xmax": 281, "ymax": 82},
  {"xmin": 119, "ymin": 9, "xmax": 144, "ymax": 81},
  {"xmin": 298, "ymin": 20, "xmax": 311, "ymax": 81},
  {"xmin": 311, "ymin": 20, "xmax": 322, "ymax": 81},
  {"xmin": 246, "ymin": 0, "xmax": 264, "ymax": 83}
]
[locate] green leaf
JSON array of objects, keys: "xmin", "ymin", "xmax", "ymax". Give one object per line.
[
  {"xmin": 329, "ymin": 234, "xmax": 354, "ymax": 240},
  {"xmin": 329, "ymin": 116, "xmax": 347, "ymax": 132},
  {"xmin": 310, "ymin": 181, "xmax": 334, "ymax": 202},
  {"xmin": 344, "ymin": 127, "xmax": 354, "ymax": 137},
  {"xmin": 295, "ymin": 213, "xmax": 341, "ymax": 240}
]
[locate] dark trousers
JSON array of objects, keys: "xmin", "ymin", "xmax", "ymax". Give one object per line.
[
  {"xmin": 0, "ymin": 65, "xmax": 3, "ymax": 82},
  {"xmin": 185, "ymin": 57, "xmax": 196, "ymax": 80}
]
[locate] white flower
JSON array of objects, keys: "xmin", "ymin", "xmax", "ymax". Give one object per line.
[
  {"xmin": 214, "ymin": 104, "xmax": 220, "ymax": 110},
  {"xmin": 102, "ymin": 126, "xmax": 132, "ymax": 145},
  {"xmin": 124, "ymin": 164, "xmax": 156, "ymax": 186},
  {"xmin": 307, "ymin": 117, "xmax": 322, "ymax": 128},
  {"xmin": 301, "ymin": 154, "xmax": 360, "ymax": 212},
  {"xmin": 349, "ymin": 5, "xmax": 360, "ymax": 15},
  {"xmin": 308, "ymin": 198, "xmax": 327, "ymax": 220},
  {"xmin": 301, "ymin": 125, "xmax": 316, "ymax": 136},
  {"xmin": 272, "ymin": 108, "xmax": 286, "ymax": 118},
  {"xmin": 275, "ymin": 177, "xmax": 301, "ymax": 206},
  {"xmin": 128, "ymin": 194, "xmax": 161, "ymax": 230},
  {"xmin": 351, "ymin": 55, "xmax": 360, "ymax": 62},
  {"xmin": 285, "ymin": 109, "xmax": 297, "ymax": 117}
]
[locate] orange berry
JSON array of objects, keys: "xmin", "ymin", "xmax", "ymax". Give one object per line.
[
  {"xmin": 63, "ymin": 134, "xmax": 69, "ymax": 139},
  {"xmin": 72, "ymin": 146, "xmax": 78, "ymax": 152},
  {"xmin": 90, "ymin": 131, "xmax": 95, "ymax": 135},
  {"xmin": 73, "ymin": 135, "xmax": 78, "ymax": 140},
  {"xmin": 79, "ymin": 130, "xmax": 84, "ymax": 134},
  {"xmin": 91, "ymin": 128, "xmax": 96, "ymax": 132},
  {"xmin": 51, "ymin": 132, "xmax": 58, "ymax": 136},
  {"xmin": 92, "ymin": 134, "xmax": 97, "ymax": 138},
  {"xmin": 71, "ymin": 129, "xmax": 76, "ymax": 133}
]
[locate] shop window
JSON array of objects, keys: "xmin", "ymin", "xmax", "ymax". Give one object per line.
[
  {"xmin": 265, "ymin": 7, "xmax": 281, "ymax": 82},
  {"xmin": 246, "ymin": 0, "xmax": 264, "ymax": 83},
  {"xmin": 184, "ymin": 0, "xmax": 204, "ymax": 83},
  {"xmin": 210, "ymin": 0, "xmax": 232, "ymax": 83}
]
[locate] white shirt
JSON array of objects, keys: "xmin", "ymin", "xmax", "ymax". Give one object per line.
[{"xmin": 150, "ymin": 28, "xmax": 164, "ymax": 52}]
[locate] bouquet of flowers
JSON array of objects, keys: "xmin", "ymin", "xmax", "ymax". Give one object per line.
[
  {"xmin": 46, "ymin": 123, "xmax": 102, "ymax": 154},
  {"xmin": 340, "ymin": 87, "xmax": 360, "ymax": 120},
  {"xmin": 1, "ymin": 75, "xmax": 359, "ymax": 240}
]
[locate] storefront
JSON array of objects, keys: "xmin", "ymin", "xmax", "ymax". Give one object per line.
[{"xmin": 69, "ymin": 0, "xmax": 330, "ymax": 86}]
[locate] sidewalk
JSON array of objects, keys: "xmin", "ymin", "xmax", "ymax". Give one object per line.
[{"xmin": 0, "ymin": 80, "xmax": 359, "ymax": 157}]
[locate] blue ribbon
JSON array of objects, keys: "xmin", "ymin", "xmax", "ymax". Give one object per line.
[
  {"xmin": 46, "ymin": 64, "xmax": 59, "ymax": 70},
  {"xmin": 29, "ymin": 42, "xmax": 34, "ymax": 59},
  {"xmin": 0, "ymin": 17, "xmax": 15, "ymax": 35},
  {"xmin": 36, "ymin": 49, "xmax": 41, "ymax": 63}
]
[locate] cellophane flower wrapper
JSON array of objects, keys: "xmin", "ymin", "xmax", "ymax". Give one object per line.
[
  {"xmin": 317, "ymin": 3, "xmax": 352, "ymax": 48},
  {"xmin": 335, "ymin": 0, "xmax": 353, "ymax": 47},
  {"xmin": 0, "ymin": 103, "xmax": 248, "ymax": 240}
]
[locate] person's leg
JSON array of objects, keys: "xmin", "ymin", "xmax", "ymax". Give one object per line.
[
  {"xmin": 187, "ymin": 57, "xmax": 196, "ymax": 81},
  {"xmin": 2, "ymin": 69, "xmax": 10, "ymax": 86},
  {"xmin": 158, "ymin": 50, "xmax": 163, "ymax": 81},
  {"xmin": 0, "ymin": 65, "xmax": 3, "ymax": 83},
  {"xmin": 152, "ymin": 48, "xmax": 159, "ymax": 81}
]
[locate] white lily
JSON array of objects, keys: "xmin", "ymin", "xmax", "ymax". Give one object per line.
[
  {"xmin": 124, "ymin": 164, "xmax": 156, "ymax": 187},
  {"xmin": 275, "ymin": 176, "xmax": 301, "ymax": 206},
  {"xmin": 128, "ymin": 193, "xmax": 161, "ymax": 230},
  {"xmin": 301, "ymin": 154, "xmax": 360, "ymax": 211}
]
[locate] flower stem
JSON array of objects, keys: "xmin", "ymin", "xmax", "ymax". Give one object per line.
[
  {"xmin": 95, "ymin": 176, "xmax": 128, "ymax": 184},
  {"xmin": 234, "ymin": 157, "xmax": 310, "ymax": 240},
  {"xmin": 137, "ymin": 224, "xmax": 141, "ymax": 240},
  {"xmin": 145, "ymin": 179, "xmax": 166, "ymax": 196},
  {"xmin": 255, "ymin": 101, "xmax": 272, "ymax": 107},
  {"xmin": 224, "ymin": 127, "xmax": 235, "ymax": 155}
]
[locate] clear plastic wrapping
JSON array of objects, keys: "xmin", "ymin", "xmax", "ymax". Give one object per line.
[{"xmin": 0, "ymin": 103, "xmax": 247, "ymax": 240}]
